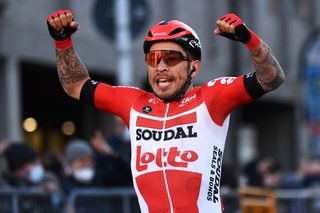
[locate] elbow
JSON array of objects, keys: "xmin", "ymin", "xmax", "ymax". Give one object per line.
[
  {"xmin": 257, "ymin": 65, "xmax": 285, "ymax": 92},
  {"xmin": 280, "ymin": 68, "xmax": 285, "ymax": 83},
  {"xmin": 62, "ymin": 80, "xmax": 87, "ymax": 100},
  {"xmin": 64, "ymin": 87, "xmax": 81, "ymax": 100},
  {"xmin": 275, "ymin": 66, "xmax": 285, "ymax": 88}
]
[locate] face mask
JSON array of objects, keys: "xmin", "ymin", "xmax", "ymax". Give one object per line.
[
  {"xmin": 73, "ymin": 168, "xmax": 94, "ymax": 183},
  {"xmin": 29, "ymin": 165, "xmax": 44, "ymax": 184},
  {"xmin": 122, "ymin": 127, "xmax": 130, "ymax": 142}
]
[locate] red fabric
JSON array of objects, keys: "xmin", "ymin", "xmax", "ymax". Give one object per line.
[
  {"xmin": 54, "ymin": 37, "xmax": 72, "ymax": 50},
  {"xmin": 246, "ymin": 30, "xmax": 261, "ymax": 51},
  {"xmin": 94, "ymin": 83, "xmax": 146, "ymax": 126},
  {"xmin": 47, "ymin": 10, "xmax": 72, "ymax": 22},
  {"xmin": 201, "ymin": 76, "xmax": 253, "ymax": 126},
  {"xmin": 136, "ymin": 112, "xmax": 197, "ymax": 129},
  {"xmin": 219, "ymin": 13, "xmax": 244, "ymax": 27},
  {"xmin": 94, "ymin": 76, "xmax": 253, "ymax": 127},
  {"xmin": 219, "ymin": 13, "xmax": 261, "ymax": 51},
  {"xmin": 136, "ymin": 170, "xmax": 201, "ymax": 213}
]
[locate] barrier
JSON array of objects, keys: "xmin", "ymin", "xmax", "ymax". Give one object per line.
[
  {"xmin": 0, "ymin": 188, "xmax": 63, "ymax": 213},
  {"xmin": 1, "ymin": 187, "xmax": 320, "ymax": 212},
  {"xmin": 65, "ymin": 187, "xmax": 139, "ymax": 213}
]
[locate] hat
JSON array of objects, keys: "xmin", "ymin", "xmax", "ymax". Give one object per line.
[
  {"xmin": 65, "ymin": 139, "xmax": 93, "ymax": 164},
  {"xmin": 4, "ymin": 143, "xmax": 38, "ymax": 172}
]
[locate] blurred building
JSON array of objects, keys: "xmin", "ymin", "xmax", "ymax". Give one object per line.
[{"xmin": 0, "ymin": 0, "xmax": 319, "ymax": 171}]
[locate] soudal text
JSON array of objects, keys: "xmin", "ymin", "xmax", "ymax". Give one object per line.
[
  {"xmin": 207, "ymin": 146, "xmax": 223, "ymax": 203},
  {"xmin": 136, "ymin": 125, "xmax": 197, "ymax": 141}
]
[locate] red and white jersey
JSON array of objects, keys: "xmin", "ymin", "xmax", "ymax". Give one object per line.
[{"xmin": 81, "ymin": 74, "xmax": 262, "ymax": 213}]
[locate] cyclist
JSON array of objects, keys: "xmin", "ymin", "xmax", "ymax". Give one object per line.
[{"xmin": 47, "ymin": 10, "xmax": 285, "ymax": 213}]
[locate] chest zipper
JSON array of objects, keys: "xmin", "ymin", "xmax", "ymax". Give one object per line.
[{"xmin": 161, "ymin": 102, "xmax": 174, "ymax": 213}]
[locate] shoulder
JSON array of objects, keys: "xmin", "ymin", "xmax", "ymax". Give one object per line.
[
  {"xmin": 199, "ymin": 76, "xmax": 244, "ymax": 98},
  {"xmin": 204, "ymin": 76, "xmax": 241, "ymax": 88}
]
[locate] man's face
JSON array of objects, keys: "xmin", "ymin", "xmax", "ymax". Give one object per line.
[
  {"xmin": 15, "ymin": 160, "xmax": 43, "ymax": 183},
  {"xmin": 147, "ymin": 42, "xmax": 191, "ymax": 101},
  {"xmin": 70, "ymin": 155, "xmax": 94, "ymax": 170}
]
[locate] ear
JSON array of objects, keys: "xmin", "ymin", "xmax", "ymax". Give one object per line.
[{"xmin": 190, "ymin": 60, "xmax": 201, "ymax": 78}]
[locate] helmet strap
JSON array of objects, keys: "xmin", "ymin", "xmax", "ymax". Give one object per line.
[{"xmin": 168, "ymin": 67, "xmax": 194, "ymax": 103}]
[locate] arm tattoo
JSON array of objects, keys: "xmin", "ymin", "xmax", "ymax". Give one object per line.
[
  {"xmin": 250, "ymin": 41, "xmax": 285, "ymax": 92},
  {"xmin": 56, "ymin": 48, "xmax": 89, "ymax": 87}
]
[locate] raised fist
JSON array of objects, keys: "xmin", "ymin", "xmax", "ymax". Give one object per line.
[
  {"xmin": 47, "ymin": 10, "xmax": 79, "ymax": 41},
  {"xmin": 214, "ymin": 13, "xmax": 251, "ymax": 43}
]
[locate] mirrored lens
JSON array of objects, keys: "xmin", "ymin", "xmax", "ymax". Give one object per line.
[{"xmin": 145, "ymin": 50, "xmax": 189, "ymax": 67}]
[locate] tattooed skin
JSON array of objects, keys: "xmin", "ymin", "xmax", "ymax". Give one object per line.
[
  {"xmin": 56, "ymin": 48, "xmax": 89, "ymax": 86},
  {"xmin": 250, "ymin": 41, "xmax": 285, "ymax": 92},
  {"xmin": 56, "ymin": 48, "xmax": 89, "ymax": 99}
]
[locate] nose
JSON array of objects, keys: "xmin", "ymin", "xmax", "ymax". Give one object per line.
[{"xmin": 156, "ymin": 58, "xmax": 168, "ymax": 72}]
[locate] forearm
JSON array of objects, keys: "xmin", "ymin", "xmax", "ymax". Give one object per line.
[
  {"xmin": 56, "ymin": 47, "xmax": 89, "ymax": 99},
  {"xmin": 250, "ymin": 41, "xmax": 285, "ymax": 92}
]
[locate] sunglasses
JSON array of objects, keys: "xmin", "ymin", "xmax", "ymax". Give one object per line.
[{"xmin": 145, "ymin": 50, "xmax": 191, "ymax": 67}]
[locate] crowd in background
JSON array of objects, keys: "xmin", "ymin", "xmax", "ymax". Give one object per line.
[
  {"xmin": 221, "ymin": 156, "xmax": 320, "ymax": 193},
  {"xmin": 2, "ymin": 117, "xmax": 320, "ymax": 211},
  {"xmin": 0, "ymin": 116, "xmax": 132, "ymax": 211}
]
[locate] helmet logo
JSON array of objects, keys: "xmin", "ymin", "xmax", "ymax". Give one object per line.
[
  {"xmin": 189, "ymin": 39, "xmax": 201, "ymax": 48},
  {"xmin": 154, "ymin": 32, "xmax": 167, "ymax": 37}
]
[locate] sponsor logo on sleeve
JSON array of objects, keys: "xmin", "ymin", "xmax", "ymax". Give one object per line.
[
  {"xmin": 207, "ymin": 77, "xmax": 236, "ymax": 87},
  {"xmin": 245, "ymin": 72, "xmax": 254, "ymax": 79}
]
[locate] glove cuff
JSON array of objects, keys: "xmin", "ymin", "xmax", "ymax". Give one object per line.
[
  {"xmin": 55, "ymin": 37, "xmax": 72, "ymax": 50},
  {"xmin": 245, "ymin": 30, "xmax": 260, "ymax": 51}
]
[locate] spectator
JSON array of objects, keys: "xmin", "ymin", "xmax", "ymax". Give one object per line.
[
  {"xmin": 41, "ymin": 150, "xmax": 64, "ymax": 180},
  {"xmin": 243, "ymin": 157, "xmax": 301, "ymax": 189},
  {"xmin": 243, "ymin": 157, "xmax": 275, "ymax": 187},
  {"xmin": 1, "ymin": 142, "xmax": 45, "ymax": 187},
  {"xmin": 106, "ymin": 116, "xmax": 131, "ymax": 163},
  {"xmin": 90, "ymin": 130, "xmax": 132, "ymax": 187},
  {"xmin": 262, "ymin": 160, "xmax": 283, "ymax": 189},
  {"xmin": 62, "ymin": 139, "xmax": 97, "ymax": 195},
  {"xmin": 0, "ymin": 142, "xmax": 64, "ymax": 213},
  {"xmin": 301, "ymin": 157, "xmax": 320, "ymax": 187}
]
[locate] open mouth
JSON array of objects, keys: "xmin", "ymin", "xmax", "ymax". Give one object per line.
[{"xmin": 157, "ymin": 78, "xmax": 173, "ymax": 88}]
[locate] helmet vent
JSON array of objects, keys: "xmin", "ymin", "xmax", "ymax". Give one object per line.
[
  {"xmin": 169, "ymin": 28, "xmax": 185, "ymax": 35},
  {"xmin": 159, "ymin": 21, "xmax": 168, "ymax": 25},
  {"xmin": 147, "ymin": 31, "xmax": 153, "ymax": 37}
]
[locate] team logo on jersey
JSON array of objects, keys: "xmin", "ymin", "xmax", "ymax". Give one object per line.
[
  {"xmin": 142, "ymin": 106, "xmax": 152, "ymax": 114},
  {"xmin": 136, "ymin": 145, "xmax": 199, "ymax": 172},
  {"xmin": 179, "ymin": 94, "xmax": 197, "ymax": 107},
  {"xmin": 136, "ymin": 125, "xmax": 197, "ymax": 141}
]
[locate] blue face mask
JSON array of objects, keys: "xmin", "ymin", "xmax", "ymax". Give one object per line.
[{"xmin": 28, "ymin": 165, "xmax": 44, "ymax": 183}]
